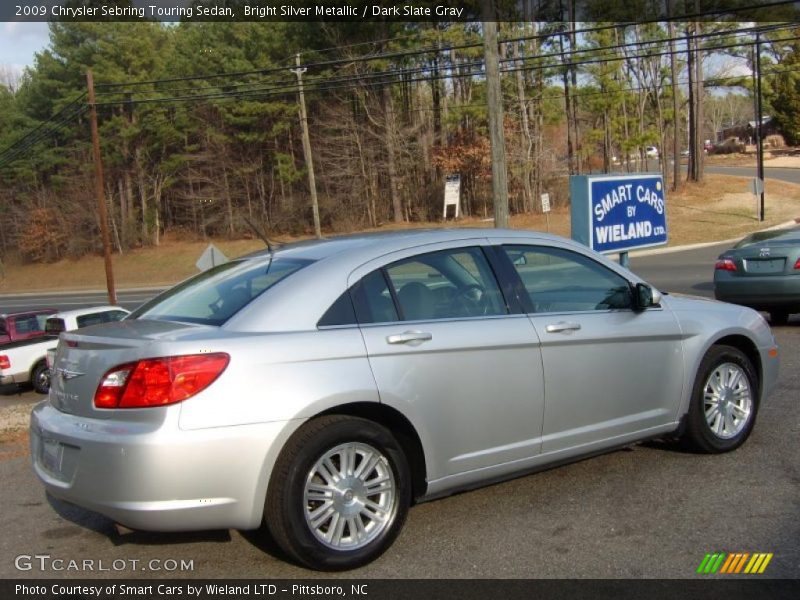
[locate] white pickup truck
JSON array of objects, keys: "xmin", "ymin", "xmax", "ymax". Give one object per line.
[{"xmin": 0, "ymin": 306, "xmax": 129, "ymax": 393}]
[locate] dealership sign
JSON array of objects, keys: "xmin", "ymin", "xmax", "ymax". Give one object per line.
[{"xmin": 570, "ymin": 173, "xmax": 668, "ymax": 254}]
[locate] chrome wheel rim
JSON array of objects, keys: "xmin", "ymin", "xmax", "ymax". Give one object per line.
[
  {"xmin": 303, "ymin": 442, "xmax": 397, "ymax": 551},
  {"xmin": 703, "ymin": 362, "xmax": 752, "ymax": 440}
]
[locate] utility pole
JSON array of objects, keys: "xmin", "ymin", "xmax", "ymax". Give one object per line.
[
  {"xmin": 86, "ymin": 69, "xmax": 117, "ymax": 305},
  {"xmin": 668, "ymin": 3, "xmax": 681, "ymax": 192},
  {"xmin": 482, "ymin": 7, "xmax": 509, "ymax": 228},
  {"xmin": 291, "ymin": 54, "xmax": 322, "ymax": 239},
  {"xmin": 755, "ymin": 33, "xmax": 766, "ymax": 221}
]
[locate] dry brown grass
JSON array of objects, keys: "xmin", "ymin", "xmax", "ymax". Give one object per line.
[{"xmin": 1, "ymin": 174, "xmax": 798, "ymax": 294}]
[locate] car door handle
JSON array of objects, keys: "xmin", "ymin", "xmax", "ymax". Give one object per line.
[
  {"xmin": 545, "ymin": 322, "xmax": 582, "ymax": 333},
  {"xmin": 386, "ymin": 331, "xmax": 433, "ymax": 345}
]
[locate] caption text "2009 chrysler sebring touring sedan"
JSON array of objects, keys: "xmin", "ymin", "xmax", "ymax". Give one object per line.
[{"xmin": 31, "ymin": 229, "xmax": 778, "ymax": 570}]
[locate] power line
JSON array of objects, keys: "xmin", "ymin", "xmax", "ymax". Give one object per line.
[
  {"xmin": 89, "ymin": 30, "xmax": 800, "ymax": 110},
  {"xmin": 0, "ymin": 105, "xmax": 88, "ymax": 168},
  {"xmin": 3, "ymin": 17, "xmax": 796, "ymax": 169},
  {"xmin": 0, "ymin": 92, "xmax": 87, "ymax": 158},
  {"xmin": 95, "ymin": 3, "xmax": 795, "ymax": 93},
  {"xmin": 91, "ymin": 21, "xmax": 795, "ymax": 108}
]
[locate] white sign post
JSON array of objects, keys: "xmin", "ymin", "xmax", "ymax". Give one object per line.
[
  {"xmin": 751, "ymin": 178, "xmax": 764, "ymax": 218},
  {"xmin": 443, "ymin": 175, "xmax": 461, "ymax": 220},
  {"xmin": 541, "ymin": 192, "xmax": 551, "ymax": 232}
]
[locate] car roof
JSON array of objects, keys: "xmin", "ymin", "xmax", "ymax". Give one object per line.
[
  {"xmin": 241, "ymin": 228, "xmax": 569, "ymax": 265},
  {"xmin": 0, "ymin": 308, "xmax": 56, "ymax": 319},
  {"xmin": 48, "ymin": 305, "xmax": 130, "ymax": 320}
]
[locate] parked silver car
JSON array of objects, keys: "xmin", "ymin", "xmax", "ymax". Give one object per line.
[{"xmin": 31, "ymin": 229, "xmax": 779, "ymax": 570}]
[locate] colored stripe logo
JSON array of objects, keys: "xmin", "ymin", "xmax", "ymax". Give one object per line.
[{"xmin": 697, "ymin": 552, "xmax": 773, "ymax": 574}]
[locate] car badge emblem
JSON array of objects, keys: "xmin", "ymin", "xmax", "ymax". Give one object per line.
[
  {"xmin": 759, "ymin": 247, "xmax": 770, "ymax": 257},
  {"xmin": 56, "ymin": 368, "xmax": 84, "ymax": 381}
]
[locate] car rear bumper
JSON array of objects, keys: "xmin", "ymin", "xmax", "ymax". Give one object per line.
[
  {"xmin": 714, "ymin": 275, "xmax": 800, "ymax": 310},
  {"xmin": 29, "ymin": 401, "xmax": 296, "ymax": 532}
]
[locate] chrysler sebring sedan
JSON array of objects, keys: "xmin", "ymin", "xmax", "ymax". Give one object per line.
[{"xmin": 31, "ymin": 229, "xmax": 778, "ymax": 570}]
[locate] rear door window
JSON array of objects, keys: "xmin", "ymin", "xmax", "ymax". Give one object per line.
[{"xmin": 354, "ymin": 247, "xmax": 507, "ymax": 323}]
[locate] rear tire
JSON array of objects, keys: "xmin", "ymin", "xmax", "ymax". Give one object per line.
[
  {"xmin": 265, "ymin": 415, "xmax": 411, "ymax": 571},
  {"xmin": 682, "ymin": 345, "xmax": 759, "ymax": 453},
  {"xmin": 769, "ymin": 311, "xmax": 789, "ymax": 326},
  {"xmin": 31, "ymin": 361, "xmax": 50, "ymax": 395}
]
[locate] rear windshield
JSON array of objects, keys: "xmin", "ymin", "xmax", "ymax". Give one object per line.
[
  {"xmin": 128, "ymin": 257, "xmax": 312, "ymax": 326},
  {"xmin": 735, "ymin": 227, "xmax": 800, "ymax": 248}
]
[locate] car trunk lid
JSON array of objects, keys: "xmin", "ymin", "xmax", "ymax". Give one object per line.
[
  {"xmin": 722, "ymin": 238, "xmax": 800, "ymax": 277},
  {"xmin": 48, "ymin": 319, "xmax": 212, "ymax": 419}
]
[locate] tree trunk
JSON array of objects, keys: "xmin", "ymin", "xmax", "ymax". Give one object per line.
[
  {"xmin": 135, "ymin": 146, "xmax": 148, "ymax": 242},
  {"xmin": 223, "ymin": 167, "xmax": 234, "ymax": 237},
  {"xmin": 694, "ymin": 21, "xmax": 705, "ymax": 183},
  {"xmin": 383, "ymin": 86, "xmax": 404, "ymax": 223},
  {"xmin": 117, "ymin": 178, "xmax": 127, "ymax": 249},
  {"xmin": 515, "ymin": 37, "xmax": 534, "ymax": 213},
  {"xmin": 668, "ymin": 15, "xmax": 681, "ymax": 191}
]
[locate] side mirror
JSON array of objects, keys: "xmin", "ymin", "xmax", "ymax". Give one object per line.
[{"xmin": 633, "ymin": 283, "xmax": 660, "ymax": 311}]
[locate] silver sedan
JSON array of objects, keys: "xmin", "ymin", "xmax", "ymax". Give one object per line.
[{"xmin": 31, "ymin": 229, "xmax": 779, "ymax": 570}]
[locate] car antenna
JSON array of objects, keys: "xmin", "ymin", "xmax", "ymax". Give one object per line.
[{"xmin": 242, "ymin": 215, "xmax": 277, "ymax": 254}]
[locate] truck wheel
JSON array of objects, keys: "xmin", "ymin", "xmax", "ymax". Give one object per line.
[{"xmin": 31, "ymin": 361, "xmax": 50, "ymax": 394}]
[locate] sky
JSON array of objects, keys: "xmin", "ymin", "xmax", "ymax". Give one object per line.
[{"xmin": 0, "ymin": 21, "xmax": 50, "ymax": 80}]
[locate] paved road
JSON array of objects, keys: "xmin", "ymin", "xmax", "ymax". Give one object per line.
[
  {"xmin": 628, "ymin": 243, "xmax": 728, "ymax": 297},
  {"xmin": 706, "ymin": 165, "xmax": 800, "ymax": 185},
  {"xmin": 0, "ymin": 289, "xmax": 164, "ymax": 313}
]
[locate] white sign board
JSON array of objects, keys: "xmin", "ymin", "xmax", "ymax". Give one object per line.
[
  {"xmin": 751, "ymin": 178, "xmax": 764, "ymax": 196},
  {"xmin": 196, "ymin": 244, "xmax": 229, "ymax": 271},
  {"xmin": 443, "ymin": 175, "xmax": 461, "ymax": 219},
  {"xmin": 541, "ymin": 193, "xmax": 551, "ymax": 213}
]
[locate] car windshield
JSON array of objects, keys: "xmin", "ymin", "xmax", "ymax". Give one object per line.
[{"xmin": 129, "ymin": 256, "xmax": 313, "ymax": 326}]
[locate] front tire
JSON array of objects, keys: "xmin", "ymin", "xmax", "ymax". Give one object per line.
[
  {"xmin": 683, "ymin": 345, "xmax": 759, "ymax": 453},
  {"xmin": 31, "ymin": 361, "xmax": 50, "ymax": 394},
  {"xmin": 265, "ymin": 415, "xmax": 411, "ymax": 570}
]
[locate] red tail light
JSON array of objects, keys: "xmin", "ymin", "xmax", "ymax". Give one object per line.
[
  {"xmin": 794, "ymin": 258, "xmax": 800, "ymax": 270},
  {"xmin": 94, "ymin": 353, "xmax": 230, "ymax": 409},
  {"xmin": 715, "ymin": 258, "xmax": 737, "ymax": 272},
  {"xmin": 0, "ymin": 355, "xmax": 9, "ymax": 370}
]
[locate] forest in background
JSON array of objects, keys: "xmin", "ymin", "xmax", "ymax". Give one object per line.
[{"xmin": 0, "ymin": 12, "xmax": 799, "ymax": 263}]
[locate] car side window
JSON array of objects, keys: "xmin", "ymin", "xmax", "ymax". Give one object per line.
[
  {"xmin": 352, "ymin": 270, "xmax": 399, "ymax": 324},
  {"xmin": 318, "ymin": 291, "xmax": 357, "ymax": 327},
  {"xmin": 503, "ymin": 245, "xmax": 633, "ymax": 313},
  {"xmin": 378, "ymin": 247, "xmax": 506, "ymax": 322}
]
